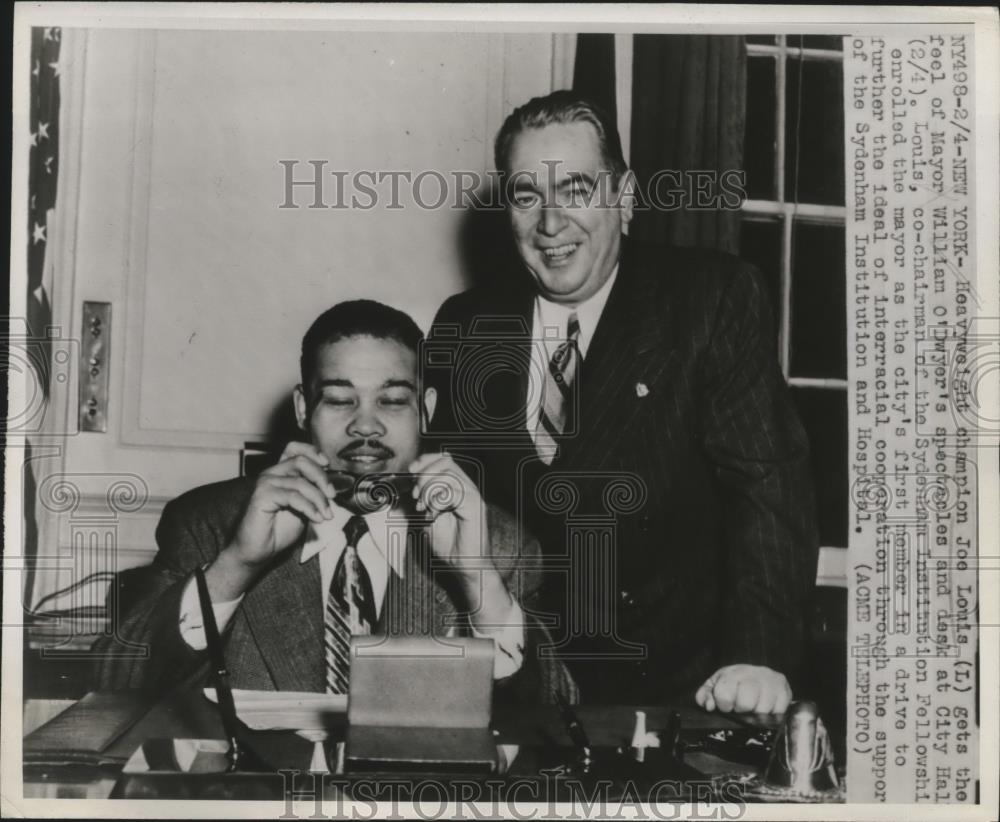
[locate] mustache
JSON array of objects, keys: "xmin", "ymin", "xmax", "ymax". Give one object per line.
[{"xmin": 337, "ymin": 439, "xmax": 395, "ymax": 460}]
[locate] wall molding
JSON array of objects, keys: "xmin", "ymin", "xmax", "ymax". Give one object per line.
[
  {"xmin": 119, "ymin": 31, "xmax": 265, "ymax": 451},
  {"xmin": 551, "ymin": 34, "xmax": 576, "ymax": 91},
  {"xmin": 614, "ymin": 33, "xmax": 633, "ymax": 167},
  {"xmin": 66, "ymin": 490, "xmax": 171, "ymax": 518},
  {"xmin": 28, "ymin": 488, "xmax": 169, "ymax": 615}
]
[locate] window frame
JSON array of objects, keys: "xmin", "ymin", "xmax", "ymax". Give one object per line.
[
  {"xmin": 743, "ymin": 37, "xmax": 847, "ymax": 388},
  {"xmin": 742, "ymin": 36, "xmax": 847, "ymax": 583}
]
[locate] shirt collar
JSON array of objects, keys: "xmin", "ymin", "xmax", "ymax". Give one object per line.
[
  {"xmin": 535, "ymin": 263, "xmax": 618, "ymax": 356},
  {"xmin": 300, "ymin": 501, "xmax": 406, "ymax": 577}
]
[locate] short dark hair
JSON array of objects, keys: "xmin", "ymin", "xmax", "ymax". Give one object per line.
[
  {"xmin": 494, "ymin": 90, "xmax": 628, "ymax": 185},
  {"xmin": 300, "ymin": 299, "xmax": 424, "ymax": 390}
]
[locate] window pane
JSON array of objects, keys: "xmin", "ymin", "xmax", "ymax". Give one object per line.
[
  {"xmin": 744, "ymin": 56, "xmax": 777, "ymax": 200},
  {"xmin": 800, "ymin": 35, "xmax": 844, "ymax": 51},
  {"xmin": 790, "ymin": 221, "xmax": 846, "ymax": 379},
  {"xmin": 746, "ymin": 35, "xmax": 777, "ymax": 45},
  {"xmin": 791, "ymin": 387, "xmax": 848, "ymax": 547},
  {"xmin": 785, "ymin": 57, "xmax": 845, "ymax": 205},
  {"xmin": 739, "ymin": 217, "xmax": 782, "ymax": 327}
]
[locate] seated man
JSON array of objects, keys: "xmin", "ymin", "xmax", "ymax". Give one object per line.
[{"xmin": 95, "ymin": 300, "xmax": 574, "ymax": 704}]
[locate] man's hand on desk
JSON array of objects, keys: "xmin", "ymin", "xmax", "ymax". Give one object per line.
[{"xmin": 695, "ymin": 664, "xmax": 791, "ymax": 715}]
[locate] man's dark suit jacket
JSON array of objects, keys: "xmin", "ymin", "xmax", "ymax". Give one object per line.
[
  {"xmin": 425, "ymin": 239, "xmax": 819, "ymax": 704},
  {"xmin": 94, "ymin": 476, "xmax": 576, "ymax": 704}
]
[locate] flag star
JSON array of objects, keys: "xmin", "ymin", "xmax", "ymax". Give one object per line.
[
  {"xmin": 38, "ymin": 121, "xmax": 49, "ymax": 140},
  {"xmin": 29, "ymin": 131, "xmax": 37, "ymax": 147},
  {"xmin": 43, "ymin": 27, "xmax": 53, "ymax": 40},
  {"xmin": 45, "ymin": 156, "xmax": 55, "ymax": 173},
  {"xmin": 49, "ymin": 62, "xmax": 61, "ymax": 78},
  {"xmin": 32, "ymin": 222, "xmax": 47, "ymax": 244},
  {"xmin": 32, "ymin": 61, "xmax": 40, "ymax": 78}
]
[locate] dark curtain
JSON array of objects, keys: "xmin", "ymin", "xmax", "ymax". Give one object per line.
[
  {"xmin": 629, "ymin": 35, "xmax": 746, "ymax": 254},
  {"xmin": 572, "ymin": 33, "xmax": 616, "ymax": 115}
]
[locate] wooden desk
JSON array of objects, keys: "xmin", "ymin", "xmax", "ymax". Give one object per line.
[{"xmin": 23, "ymin": 689, "xmax": 776, "ymax": 801}]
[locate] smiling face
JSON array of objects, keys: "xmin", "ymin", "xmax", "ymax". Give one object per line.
[
  {"xmin": 506, "ymin": 121, "xmax": 633, "ymax": 306},
  {"xmin": 293, "ymin": 335, "xmax": 435, "ymax": 476}
]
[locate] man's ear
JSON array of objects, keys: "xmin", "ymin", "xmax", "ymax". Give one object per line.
[
  {"xmin": 618, "ymin": 170, "xmax": 636, "ymax": 227},
  {"xmin": 422, "ymin": 386, "xmax": 438, "ymax": 427},
  {"xmin": 293, "ymin": 384, "xmax": 309, "ymax": 431}
]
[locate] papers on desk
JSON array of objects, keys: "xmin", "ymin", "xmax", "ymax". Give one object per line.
[{"xmin": 202, "ymin": 688, "xmax": 346, "ymax": 731}]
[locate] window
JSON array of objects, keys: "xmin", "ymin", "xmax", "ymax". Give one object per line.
[{"xmin": 740, "ymin": 36, "xmax": 847, "ymax": 580}]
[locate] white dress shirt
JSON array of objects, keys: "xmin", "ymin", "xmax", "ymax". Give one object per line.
[
  {"xmin": 178, "ymin": 501, "xmax": 525, "ymax": 679},
  {"xmin": 528, "ymin": 263, "xmax": 619, "ymax": 455}
]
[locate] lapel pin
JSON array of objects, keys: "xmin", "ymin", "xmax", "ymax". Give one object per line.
[{"xmin": 635, "ymin": 382, "xmax": 649, "ymax": 398}]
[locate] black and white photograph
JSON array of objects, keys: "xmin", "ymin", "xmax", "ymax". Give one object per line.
[{"xmin": 3, "ymin": 4, "xmax": 997, "ymax": 818}]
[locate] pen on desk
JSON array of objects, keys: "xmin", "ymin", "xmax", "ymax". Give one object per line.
[
  {"xmin": 194, "ymin": 565, "xmax": 242, "ymax": 771},
  {"xmin": 555, "ymin": 692, "xmax": 592, "ymax": 768}
]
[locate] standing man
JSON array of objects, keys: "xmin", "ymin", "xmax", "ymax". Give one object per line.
[
  {"xmin": 97, "ymin": 300, "xmax": 573, "ymax": 704},
  {"xmin": 427, "ymin": 91, "xmax": 818, "ymax": 712}
]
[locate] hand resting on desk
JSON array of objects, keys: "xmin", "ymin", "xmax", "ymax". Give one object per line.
[{"xmin": 694, "ymin": 664, "xmax": 791, "ymax": 715}]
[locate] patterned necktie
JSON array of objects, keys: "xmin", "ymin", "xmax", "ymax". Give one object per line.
[
  {"xmin": 535, "ymin": 313, "xmax": 580, "ymax": 465},
  {"xmin": 324, "ymin": 515, "xmax": 377, "ymax": 694}
]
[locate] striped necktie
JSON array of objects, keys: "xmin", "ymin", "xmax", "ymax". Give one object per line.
[
  {"xmin": 324, "ymin": 514, "xmax": 377, "ymax": 694},
  {"xmin": 535, "ymin": 312, "xmax": 580, "ymax": 465}
]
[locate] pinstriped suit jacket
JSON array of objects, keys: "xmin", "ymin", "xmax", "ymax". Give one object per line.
[
  {"xmin": 94, "ymin": 476, "xmax": 577, "ymax": 704},
  {"xmin": 426, "ymin": 239, "xmax": 819, "ymax": 703}
]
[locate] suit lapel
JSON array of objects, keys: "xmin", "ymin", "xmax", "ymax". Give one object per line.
[
  {"xmin": 562, "ymin": 240, "xmax": 675, "ymax": 466},
  {"xmin": 485, "ymin": 241, "xmax": 675, "ymax": 468},
  {"xmin": 241, "ymin": 543, "xmax": 325, "ymax": 692},
  {"xmin": 477, "ymin": 288, "xmax": 535, "ymax": 437}
]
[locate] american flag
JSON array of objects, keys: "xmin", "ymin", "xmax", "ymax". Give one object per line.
[{"xmin": 27, "ymin": 26, "xmax": 61, "ymax": 397}]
